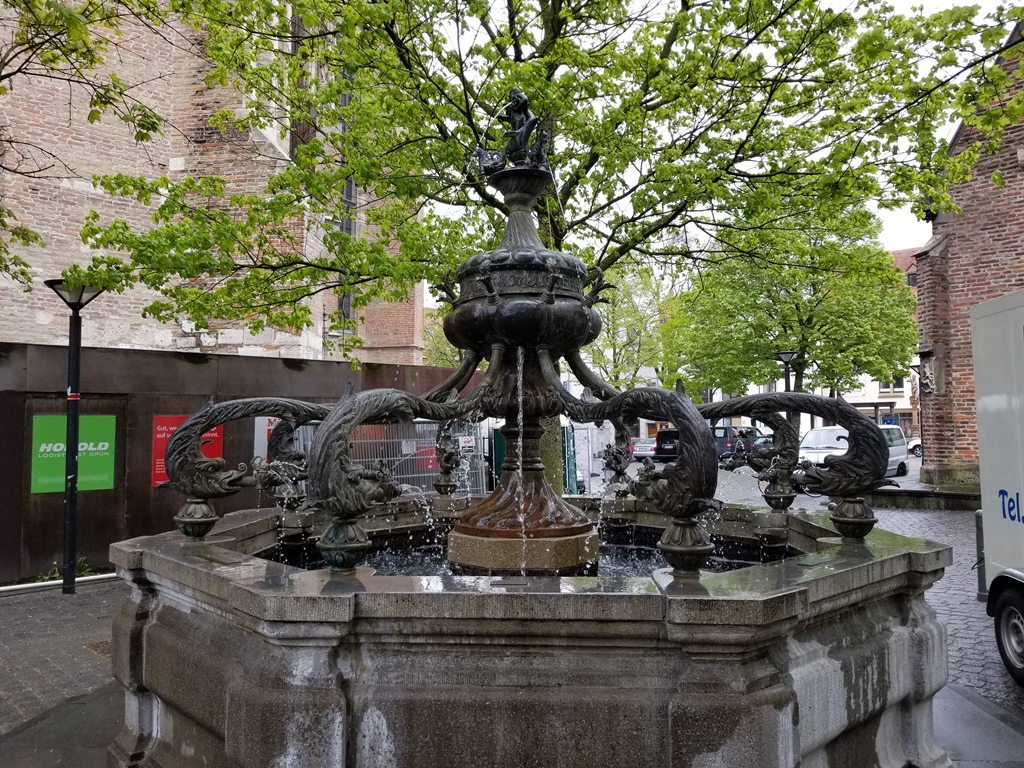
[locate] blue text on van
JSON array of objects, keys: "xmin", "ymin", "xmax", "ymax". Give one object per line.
[{"xmin": 1000, "ymin": 489, "xmax": 1023, "ymax": 521}]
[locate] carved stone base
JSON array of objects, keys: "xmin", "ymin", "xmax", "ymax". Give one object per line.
[
  {"xmin": 761, "ymin": 480, "xmax": 797, "ymax": 510},
  {"xmin": 434, "ymin": 472, "xmax": 458, "ymax": 496},
  {"xmin": 448, "ymin": 529, "xmax": 598, "ymax": 575},
  {"xmin": 829, "ymin": 497, "xmax": 878, "ymax": 540}
]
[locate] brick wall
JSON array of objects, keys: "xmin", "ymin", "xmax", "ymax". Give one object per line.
[
  {"xmin": 918, "ymin": 105, "xmax": 1024, "ymax": 484},
  {"xmin": 0, "ymin": 21, "xmax": 423, "ymax": 363},
  {"xmin": 358, "ymin": 283, "xmax": 426, "ymax": 365}
]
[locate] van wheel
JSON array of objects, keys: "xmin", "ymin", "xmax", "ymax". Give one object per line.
[
  {"xmin": 896, "ymin": 462, "xmax": 908, "ymax": 477},
  {"xmin": 996, "ymin": 589, "xmax": 1024, "ymax": 686}
]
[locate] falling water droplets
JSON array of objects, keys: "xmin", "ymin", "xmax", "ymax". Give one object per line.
[{"xmin": 516, "ymin": 346, "xmax": 527, "ymax": 576}]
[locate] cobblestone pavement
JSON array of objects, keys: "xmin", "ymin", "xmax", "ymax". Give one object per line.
[
  {"xmin": 0, "ymin": 580, "xmax": 127, "ymax": 736},
  {"xmin": 874, "ymin": 507, "xmax": 1024, "ymax": 715}
]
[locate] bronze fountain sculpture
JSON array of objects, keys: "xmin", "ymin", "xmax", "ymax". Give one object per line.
[{"xmin": 163, "ymin": 88, "xmax": 893, "ymax": 575}]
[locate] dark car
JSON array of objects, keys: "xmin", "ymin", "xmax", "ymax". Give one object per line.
[
  {"xmin": 714, "ymin": 425, "xmax": 763, "ymax": 457},
  {"xmin": 654, "ymin": 425, "xmax": 765, "ymax": 462},
  {"xmin": 654, "ymin": 428, "xmax": 679, "ymax": 462}
]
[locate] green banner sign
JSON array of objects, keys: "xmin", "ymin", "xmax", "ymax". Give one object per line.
[{"xmin": 30, "ymin": 415, "xmax": 116, "ymax": 494}]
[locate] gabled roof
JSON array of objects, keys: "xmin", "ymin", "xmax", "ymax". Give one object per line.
[{"xmin": 891, "ymin": 247, "xmax": 918, "ymax": 273}]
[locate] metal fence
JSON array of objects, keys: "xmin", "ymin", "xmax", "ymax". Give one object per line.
[{"xmin": 346, "ymin": 420, "xmax": 491, "ymax": 495}]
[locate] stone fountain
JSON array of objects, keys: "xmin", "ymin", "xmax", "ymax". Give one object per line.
[{"xmin": 107, "ymin": 90, "xmax": 952, "ymax": 768}]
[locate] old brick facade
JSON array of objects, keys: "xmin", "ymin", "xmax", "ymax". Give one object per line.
[
  {"xmin": 0, "ymin": 22, "xmax": 424, "ymax": 363},
  {"xmin": 917, "ymin": 101, "xmax": 1024, "ymax": 485}
]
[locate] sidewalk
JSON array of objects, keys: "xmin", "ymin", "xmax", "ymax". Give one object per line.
[
  {"xmin": 935, "ymin": 685, "xmax": 1024, "ymax": 767},
  {"xmin": 0, "ymin": 580, "xmax": 122, "ymax": 736},
  {"xmin": 0, "ymin": 681, "xmax": 120, "ymax": 768}
]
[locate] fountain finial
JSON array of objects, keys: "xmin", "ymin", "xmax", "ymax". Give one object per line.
[
  {"xmin": 473, "ymin": 87, "xmax": 551, "ymax": 190},
  {"xmin": 498, "ymin": 87, "xmax": 546, "ymax": 168}
]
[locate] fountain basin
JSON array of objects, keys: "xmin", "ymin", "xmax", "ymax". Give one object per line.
[{"xmin": 108, "ymin": 505, "xmax": 951, "ymax": 768}]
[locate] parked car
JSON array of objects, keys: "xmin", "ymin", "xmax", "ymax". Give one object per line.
[
  {"xmin": 654, "ymin": 428, "xmax": 680, "ymax": 462},
  {"xmin": 798, "ymin": 425, "xmax": 909, "ymax": 477},
  {"xmin": 654, "ymin": 425, "xmax": 765, "ymax": 462},
  {"xmin": 630, "ymin": 437, "xmax": 642, "ymax": 454},
  {"xmin": 908, "ymin": 436, "xmax": 923, "ymax": 457},
  {"xmin": 633, "ymin": 437, "xmax": 657, "ymax": 459},
  {"xmin": 713, "ymin": 425, "xmax": 765, "ymax": 457}
]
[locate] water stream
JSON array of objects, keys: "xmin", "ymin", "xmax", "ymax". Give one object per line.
[{"xmin": 515, "ymin": 346, "xmax": 527, "ymax": 575}]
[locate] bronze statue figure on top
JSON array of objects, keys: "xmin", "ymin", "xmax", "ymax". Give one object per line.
[{"xmin": 473, "ymin": 87, "xmax": 549, "ymax": 178}]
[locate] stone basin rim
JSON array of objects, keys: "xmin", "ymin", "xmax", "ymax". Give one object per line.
[{"xmin": 109, "ymin": 507, "xmax": 952, "ymax": 631}]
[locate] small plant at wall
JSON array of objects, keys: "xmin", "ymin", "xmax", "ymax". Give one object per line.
[{"xmin": 34, "ymin": 558, "xmax": 95, "ymax": 583}]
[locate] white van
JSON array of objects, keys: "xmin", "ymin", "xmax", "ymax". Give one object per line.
[
  {"xmin": 972, "ymin": 290, "xmax": 1024, "ymax": 685},
  {"xmin": 798, "ymin": 425, "xmax": 910, "ymax": 478}
]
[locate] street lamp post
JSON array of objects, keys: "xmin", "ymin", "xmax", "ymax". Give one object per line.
[
  {"xmin": 773, "ymin": 350, "xmax": 800, "ymax": 427},
  {"xmin": 45, "ymin": 279, "xmax": 105, "ymax": 595}
]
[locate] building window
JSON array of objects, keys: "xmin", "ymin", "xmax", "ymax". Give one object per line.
[
  {"xmin": 878, "ymin": 377, "xmax": 905, "ymax": 393},
  {"xmin": 329, "ymin": 177, "xmax": 358, "ymax": 237},
  {"xmin": 339, "ymin": 291, "xmax": 354, "ymax": 321},
  {"xmin": 287, "ymin": 16, "xmax": 317, "ymax": 159},
  {"xmin": 906, "ymin": 267, "xmax": 918, "ymax": 287}
]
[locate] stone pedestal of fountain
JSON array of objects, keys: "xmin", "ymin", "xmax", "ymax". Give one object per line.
[
  {"xmin": 447, "ymin": 528, "xmax": 598, "ymax": 574},
  {"xmin": 448, "ymin": 417, "xmax": 598, "ymax": 574}
]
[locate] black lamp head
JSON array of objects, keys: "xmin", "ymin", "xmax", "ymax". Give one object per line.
[{"xmin": 45, "ymin": 279, "xmax": 105, "ymax": 311}]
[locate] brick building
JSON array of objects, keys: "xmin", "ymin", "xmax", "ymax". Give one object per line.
[
  {"xmin": 915, "ymin": 47, "xmax": 1024, "ymax": 485},
  {"xmin": 0, "ymin": 22, "xmax": 424, "ymax": 364}
]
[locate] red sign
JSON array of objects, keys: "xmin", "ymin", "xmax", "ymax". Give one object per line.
[{"xmin": 152, "ymin": 416, "xmax": 223, "ymax": 487}]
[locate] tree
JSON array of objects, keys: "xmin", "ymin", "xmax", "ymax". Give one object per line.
[
  {"xmin": 423, "ymin": 309, "xmax": 461, "ymax": 369},
  {"xmin": 6, "ymin": 0, "xmax": 1024, "ymax": 344},
  {"xmin": 581, "ymin": 262, "xmax": 682, "ymax": 389},
  {"xmin": 0, "ymin": 0, "xmax": 169, "ymax": 283},
  {"xmin": 662, "ymin": 205, "xmax": 918, "ymax": 398}
]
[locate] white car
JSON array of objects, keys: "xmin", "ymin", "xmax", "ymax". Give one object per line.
[
  {"xmin": 632, "ymin": 438, "xmax": 657, "ymax": 459},
  {"xmin": 907, "ymin": 436, "xmax": 923, "ymax": 457},
  {"xmin": 799, "ymin": 425, "xmax": 909, "ymax": 477}
]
